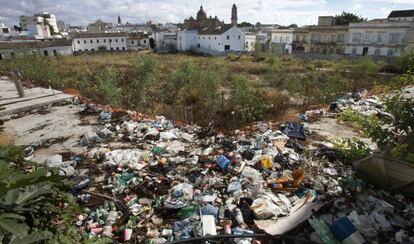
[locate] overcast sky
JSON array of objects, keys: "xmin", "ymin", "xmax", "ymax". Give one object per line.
[{"xmin": 1, "ymin": 0, "xmax": 414, "ymax": 27}]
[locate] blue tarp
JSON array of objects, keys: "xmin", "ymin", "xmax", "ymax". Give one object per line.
[{"xmin": 283, "ymin": 122, "xmax": 306, "ymax": 140}]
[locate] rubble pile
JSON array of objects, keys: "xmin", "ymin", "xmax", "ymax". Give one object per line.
[{"xmin": 41, "ymin": 94, "xmax": 413, "ymax": 243}]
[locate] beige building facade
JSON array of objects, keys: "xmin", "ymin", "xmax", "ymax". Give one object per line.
[{"xmin": 293, "ymin": 16, "xmax": 348, "ymax": 54}]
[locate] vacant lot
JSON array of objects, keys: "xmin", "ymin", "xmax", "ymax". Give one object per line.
[{"xmin": 0, "ymin": 52, "xmax": 410, "ymax": 127}]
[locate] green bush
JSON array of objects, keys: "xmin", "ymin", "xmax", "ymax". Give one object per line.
[
  {"xmin": 95, "ymin": 66, "xmax": 122, "ymax": 107},
  {"xmin": 0, "ymin": 146, "xmax": 81, "ymax": 243},
  {"xmin": 339, "ymin": 92, "xmax": 414, "ymax": 163},
  {"xmin": 397, "ymin": 51, "xmax": 414, "ymax": 73},
  {"xmin": 228, "ymin": 76, "xmax": 266, "ymax": 123},
  {"xmin": 331, "ymin": 137, "xmax": 371, "ymax": 164},
  {"xmin": 129, "ymin": 54, "xmax": 159, "ymax": 111}
]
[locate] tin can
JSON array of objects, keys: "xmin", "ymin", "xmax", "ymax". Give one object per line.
[{"xmin": 123, "ymin": 228, "xmax": 133, "ymax": 241}]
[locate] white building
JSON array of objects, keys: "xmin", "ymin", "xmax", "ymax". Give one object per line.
[
  {"xmin": 155, "ymin": 31, "xmax": 177, "ymax": 52},
  {"xmin": 177, "ymin": 30, "xmax": 198, "ymax": 51},
  {"xmin": 270, "ymin": 29, "xmax": 294, "ymax": 54},
  {"xmin": 177, "ymin": 25, "xmax": 245, "ymax": 54},
  {"xmin": 20, "ymin": 12, "xmax": 59, "ymax": 38},
  {"xmin": 244, "ymin": 33, "xmax": 257, "ymax": 52},
  {"xmin": 345, "ymin": 10, "xmax": 414, "ymax": 57},
  {"xmin": 126, "ymin": 33, "xmax": 150, "ymax": 51},
  {"xmin": 190, "ymin": 25, "xmax": 245, "ymax": 54},
  {"xmin": 71, "ymin": 32, "xmax": 128, "ymax": 52},
  {"xmin": 0, "ymin": 40, "xmax": 72, "ymax": 59},
  {"xmin": 0, "ymin": 23, "xmax": 11, "ymax": 37}
]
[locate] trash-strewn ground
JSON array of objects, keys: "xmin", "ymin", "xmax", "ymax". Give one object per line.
[{"xmin": 2, "ymin": 85, "xmax": 413, "ymax": 243}]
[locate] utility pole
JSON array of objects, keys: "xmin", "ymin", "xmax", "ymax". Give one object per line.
[{"xmin": 12, "ymin": 70, "xmax": 25, "ymax": 98}]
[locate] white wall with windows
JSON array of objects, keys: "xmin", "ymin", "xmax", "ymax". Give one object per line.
[
  {"xmin": 345, "ymin": 19, "xmax": 412, "ymax": 57},
  {"xmin": 72, "ymin": 36, "xmax": 127, "ymax": 52},
  {"xmin": 245, "ymin": 34, "xmax": 256, "ymax": 52},
  {"xmin": 271, "ymin": 30, "xmax": 294, "ymax": 54},
  {"xmin": 201, "ymin": 26, "xmax": 245, "ymax": 53},
  {"xmin": 177, "ymin": 30, "xmax": 198, "ymax": 51}
]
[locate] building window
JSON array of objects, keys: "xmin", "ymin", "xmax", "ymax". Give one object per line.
[
  {"xmin": 352, "ymin": 33, "xmax": 361, "ymax": 43},
  {"xmin": 43, "ymin": 50, "xmax": 48, "ymax": 56},
  {"xmin": 208, "ymin": 37, "xmax": 210, "ymax": 40},
  {"xmin": 110, "ymin": 39, "xmax": 112, "ymax": 43},
  {"xmin": 364, "ymin": 33, "xmax": 372, "ymax": 43},
  {"xmin": 389, "ymin": 33, "xmax": 400, "ymax": 44},
  {"xmin": 203, "ymin": 37, "xmax": 205, "ymax": 39},
  {"xmin": 238, "ymin": 35, "xmax": 241, "ymax": 40},
  {"xmin": 377, "ymin": 33, "xmax": 384, "ymax": 43},
  {"xmin": 246, "ymin": 41, "xmax": 248, "ymax": 47},
  {"xmin": 77, "ymin": 40, "xmax": 80, "ymax": 44},
  {"xmin": 91, "ymin": 49, "xmax": 94, "ymax": 51},
  {"xmin": 209, "ymin": 45, "xmax": 210, "ymax": 49},
  {"xmin": 227, "ymin": 35, "xmax": 230, "ymax": 40},
  {"xmin": 97, "ymin": 39, "xmax": 99, "ymax": 43},
  {"xmin": 53, "ymin": 50, "xmax": 57, "ymax": 56},
  {"xmin": 197, "ymin": 44, "xmax": 200, "ymax": 48},
  {"xmin": 115, "ymin": 39, "xmax": 118, "ymax": 42},
  {"xmin": 110, "ymin": 47, "xmax": 113, "ymax": 50},
  {"xmin": 0, "ymin": 53, "xmax": 2, "ymax": 60},
  {"xmin": 116, "ymin": 47, "xmax": 119, "ymax": 50},
  {"xmin": 387, "ymin": 49, "xmax": 394, "ymax": 56},
  {"xmin": 10, "ymin": 52, "xmax": 14, "ymax": 57},
  {"xmin": 143, "ymin": 40, "xmax": 146, "ymax": 44},
  {"xmin": 84, "ymin": 40, "xmax": 87, "ymax": 44},
  {"xmin": 214, "ymin": 37, "xmax": 216, "ymax": 40},
  {"xmin": 374, "ymin": 48, "xmax": 381, "ymax": 56},
  {"xmin": 352, "ymin": 48, "xmax": 357, "ymax": 55},
  {"xmin": 121, "ymin": 38, "xmax": 124, "ymax": 42},
  {"xmin": 104, "ymin": 39, "xmax": 106, "ymax": 43},
  {"xmin": 90, "ymin": 40, "xmax": 93, "ymax": 43},
  {"xmin": 179, "ymin": 36, "xmax": 182, "ymax": 41},
  {"xmin": 85, "ymin": 49, "xmax": 88, "ymax": 51},
  {"xmin": 337, "ymin": 34, "xmax": 344, "ymax": 43},
  {"xmin": 280, "ymin": 36, "xmax": 282, "ymax": 43},
  {"xmin": 132, "ymin": 40, "xmax": 135, "ymax": 44}
]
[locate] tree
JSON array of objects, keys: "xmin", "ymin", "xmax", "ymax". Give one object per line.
[
  {"xmin": 278, "ymin": 24, "xmax": 298, "ymax": 29},
  {"xmin": 238, "ymin": 22, "xmax": 254, "ymax": 27},
  {"xmin": 335, "ymin": 11, "xmax": 367, "ymax": 25}
]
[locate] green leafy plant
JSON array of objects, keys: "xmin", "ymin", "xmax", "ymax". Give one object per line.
[
  {"xmin": 96, "ymin": 66, "xmax": 122, "ymax": 107},
  {"xmin": 338, "ymin": 92, "xmax": 414, "ymax": 163},
  {"xmin": 331, "ymin": 137, "xmax": 371, "ymax": 164},
  {"xmin": 0, "ymin": 146, "xmax": 81, "ymax": 243}
]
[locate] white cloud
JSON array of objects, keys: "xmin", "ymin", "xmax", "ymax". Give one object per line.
[{"xmin": 0, "ymin": 0, "xmax": 412, "ymax": 27}]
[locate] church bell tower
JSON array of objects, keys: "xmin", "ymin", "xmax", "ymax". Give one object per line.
[{"xmin": 231, "ymin": 4, "xmax": 238, "ymax": 26}]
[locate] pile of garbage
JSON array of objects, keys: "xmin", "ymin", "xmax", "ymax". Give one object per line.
[{"xmin": 42, "ymin": 93, "xmax": 413, "ymax": 243}]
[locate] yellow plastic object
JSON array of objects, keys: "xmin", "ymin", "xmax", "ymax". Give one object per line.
[{"xmin": 260, "ymin": 156, "xmax": 273, "ymax": 169}]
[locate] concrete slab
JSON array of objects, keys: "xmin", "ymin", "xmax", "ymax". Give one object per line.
[
  {"xmin": 0, "ymin": 87, "xmax": 61, "ymax": 106},
  {"xmin": 4, "ymin": 104, "xmax": 97, "ymax": 163},
  {"xmin": 0, "ymin": 80, "xmax": 73, "ymax": 116}
]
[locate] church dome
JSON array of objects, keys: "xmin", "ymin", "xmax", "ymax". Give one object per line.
[{"xmin": 197, "ymin": 6, "xmax": 207, "ymax": 20}]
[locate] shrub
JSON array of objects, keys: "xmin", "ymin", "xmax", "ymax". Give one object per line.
[
  {"xmin": 331, "ymin": 137, "xmax": 371, "ymax": 164},
  {"xmin": 397, "ymin": 51, "xmax": 414, "ymax": 73},
  {"xmin": 0, "ymin": 146, "xmax": 81, "ymax": 243},
  {"xmin": 338, "ymin": 92, "xmax": 414, "ymax": 163},
  {"xmin": 228, "ymin": 76, "xmax": 266, "ymax": 123},
  {"xmin": 95, "ymin": 66, "xmax": 122, "ymax": 107},
  {"xmin": 129, "ymin": 54, "xmax": 159, "ymax": 111}
]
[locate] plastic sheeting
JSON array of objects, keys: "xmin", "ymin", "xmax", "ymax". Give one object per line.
[{"xmin": 355, "ymin": 153, "xmax": 414, "ymax": 197}]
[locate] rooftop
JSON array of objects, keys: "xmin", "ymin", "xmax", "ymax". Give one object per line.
[
  {"xmin": 198, "ymin": 24, "xmax": 234, "ymax": 35},
  {"xmin": 0, "ymin": 40, "xmax": 72, "ymax": 50},
  {"xmin": 388, "ymin": 10, "xmax": 414, "ymax": 18},
  {"xmin": 70, "ymin": 32, "xmax": 128, "ymax": 39}
]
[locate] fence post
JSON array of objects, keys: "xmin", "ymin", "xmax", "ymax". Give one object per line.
[{"xmin": 12, "ymin": 70, "xmax": 25, "ymax": 98}]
